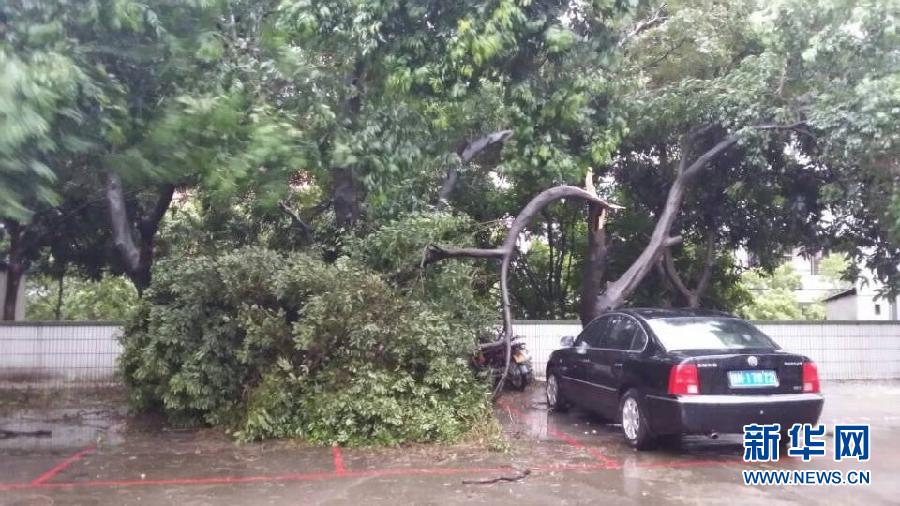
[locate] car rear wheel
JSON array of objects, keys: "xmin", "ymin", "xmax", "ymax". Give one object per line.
[
  {"xmin": 546, "ymin": 374, "xmax": 568, "ymax": 412},
  {"xmin": 620, "ymin": 389, "xmax": 655, "ymax": 450}
]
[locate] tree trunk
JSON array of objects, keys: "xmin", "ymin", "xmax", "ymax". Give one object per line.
[
  {"xmin": 332, "ymin": 167, "xmax": 360, "ymax": 229},
  {"xmin": 54, "ymin": 268, "xmax": 65, "ymax": 320},
  {"xmin": 331, "ymin": 59, "xmax": 367, "ymax": 229},
  {"xmin": 585, "ymin": 123, "xmax": 805, "ymax": 313},
  {"xmin": 582, "ymin": 133, "xmax": 740, "ymax": 317},
  {"xmin": 579, "ymin": 203, "xmax": 609, "ymax": 325},
  {"xmin": 106, "ymin": 172, "xmax": 174, "ymax": 295},
  {"xmin": 2, "ymin": 264, "xmax": 23, "ymax": 321},
  {"xmin": 2, "ymin": 221, "xmax": 26, "ymax": 321},
  {"xmin": 663, "ymin": 228, "xmax": 717, "ymax": 308}
]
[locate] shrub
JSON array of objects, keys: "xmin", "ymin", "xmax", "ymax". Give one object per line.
[
  {"xmin": 26, "ymin": 274, "xmax": 138, "ymax": 321},
  {"xmin": 121, "ymin": 247, "xmax": 493, "ymax": 444}
]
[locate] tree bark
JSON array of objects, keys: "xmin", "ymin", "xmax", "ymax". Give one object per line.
[
  {"xmin": 2, "ymin": 264, "xmax": 23, "ymax": 321},
  {"xmin": 331, "ymin": 60, "xmax": 367, "ymax": 229},
  {"xmin": 579, "ymin": 203, "xmax": 609, "ymax": 325},
  {"xmin": 437, "ymin": 130, "xmax": 513, "ymax": 206},
  {"xmin": 332, "ymin": 167, "xmax": 360, "ymax": 229},
  {"xmin": 1, "ymin": 220, "xmax": 27, "ymax": 321},
  {"xmin": 106, "ymin": 173, "xmax": 140, "ymax": 274},
  {"xmin": 55, "ymin": 266, "xmax": 65, "ymax": 320},
  {"xmin": 421, "ymin": 245, "xmax": 505, "ymax": 266},
  {"xmin": 106, "ymin": 172, "xmax": 175, "ymax": 295}
]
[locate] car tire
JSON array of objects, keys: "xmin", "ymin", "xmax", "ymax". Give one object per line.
[
  {"xmin": 546, "ymin": 373, "xmax": 569, "ymax": 412},
  {"xmin": 620, "ymin": 389, "xmax": 655, "ymax": 450}
]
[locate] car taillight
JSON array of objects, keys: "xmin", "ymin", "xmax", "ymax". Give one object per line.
[
  {"xmin": 668, "ymin": 363, "xmax": 700, "ymax": 395},
  {"xmin": 802, "ymin": 361, "xmax": 820, "ymax": 393}
]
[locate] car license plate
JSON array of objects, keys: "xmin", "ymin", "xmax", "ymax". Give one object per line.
[{"xmin": 728, "ymin": 370, "xmax": 779, "ymax": 388}]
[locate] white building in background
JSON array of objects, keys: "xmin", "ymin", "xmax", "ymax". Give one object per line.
[
  {"xmin": 781, "ymin": 250, "xmax": 839, "ymax": 305},
  {"xmin": 823, "ymin": 276, "xmax": 900, "ymax": 321},
  {"xmin": 794, "ymin": 252, "xmax": 900, "ymax": 321},
  {"xmin": 737, "ymin": 247, "xmax": 899, "ymax": 321}
]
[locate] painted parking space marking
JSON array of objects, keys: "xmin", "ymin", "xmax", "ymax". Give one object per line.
[
  {"xmin": 497, "ymin": 399, "xmax": 621, "ymax": 469},
  {"xmin": 496, "ymin": 399, "xmax": 743, "ymax": 471},
  {"xmin": 0, "ymin": 398, "xmax": 747, "ymax": 495},
  {"xmin": 29, "ymin": 445, "xmax": 95, "ymax": 486},
  {"xmin": 332, "ymin": 445, "xmax": 346, "ymax": 476}
]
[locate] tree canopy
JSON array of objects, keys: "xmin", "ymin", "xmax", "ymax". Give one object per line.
[
  {"xmin": 3, "ymin": 0, "xmax": 897, "ymax": 442},
  {"xmin": 3, "ymin": 0, "xmax": 897, "ymax": 321}
]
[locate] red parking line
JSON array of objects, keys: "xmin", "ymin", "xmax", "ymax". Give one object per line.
[
  {"xmin": 0, "ymin": 466, "xmax": 517, "ymax": 492},
  {"xmin": 546, "ymin": 427, "xmax": 621, "ymax": 469},
  {"xmin": 497, "ymin": 399, "xmax": 621, "ymax": 469},
  {"xmin": 30, "ymin": 445, "xmax": 95, "ymax": 486},
  {"xmin": 0, "ymin": 399, "xmax": 742, "ymax": 494},
  {"xmin": 7, "ymin": 471, "xmax": 339, "ymax": 491},
  {"xmin": 636, "ymin": 459, "xmax": 732, "ymax": 469},
  {"xmin": 332, "ymin": 446, "xmax": 346, "ymax": 475},
  {"xmin": 0, "ymin": 459, "xmax": 740, "ymax": 493}
]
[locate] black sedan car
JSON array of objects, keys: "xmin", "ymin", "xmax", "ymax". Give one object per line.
[{"xmin": 545, "ymin": 308, "xmax": 824, "ymax": 449}]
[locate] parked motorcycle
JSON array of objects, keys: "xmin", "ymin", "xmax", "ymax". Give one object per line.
[{"xmin": 473, "ymin": 337, "xmax": 534, "ymax": 391}]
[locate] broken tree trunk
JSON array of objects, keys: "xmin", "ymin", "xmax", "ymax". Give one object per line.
[
  {"xmin": 579, "ymin": 203, "xmax": 609, "ymax": 326},
  {"xmin": 424, "ymin": 185, "xmax": 620, "ymax": 398},
  {"xmin": 427, "ymin": 122, "xmax": 805, "ymax": 395},
  {"xmin": 581, "ymin": 132, "xmax": 742, "ymax": 320}
]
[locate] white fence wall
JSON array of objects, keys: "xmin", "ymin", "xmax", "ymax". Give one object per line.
[
  {"xmin": 0, "ymin": 322, "xmax": 122, "ymax": 387},
  {"xmin": 514, "ymin": 320, "xmax": 900, "ymax": 381},
  {"xmin": 2, "ymin": 321, "xmax": 899, "ymax": 386}
]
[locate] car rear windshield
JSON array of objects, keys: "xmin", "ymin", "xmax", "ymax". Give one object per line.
[{"xmin": 645, "ymin": 317, "xmax": 778, "ymax": 351}]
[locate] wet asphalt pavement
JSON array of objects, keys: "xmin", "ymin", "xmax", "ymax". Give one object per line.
[{"xmin": 1, "ymin": 381, "xmax": 898, "ymax": 505}]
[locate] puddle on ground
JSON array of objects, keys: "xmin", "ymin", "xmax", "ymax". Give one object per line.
[{"xmin": 0, "ymin": 408, "xmax": 126, "ymax": 451}]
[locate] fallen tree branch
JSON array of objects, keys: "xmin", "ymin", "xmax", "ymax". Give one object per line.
[
  {"xmin": 462, "ymin": 468, "xmax": 531, "ymax": 485},
  {"xmin": 664, "ymin": 235, "xmax": 683, "ymax": 247},
  {"xmin": 278, "ymin": 200, "xmax": 313, "ymax": 241},
  {"xmin": 424, "ymin": 185, "xmax": 620, "ymax": 398},
  {"xmin": 618, "ymin": 4, "xmax": 668, "ymax": 48},
  {"xmin": 0, "ymin": 429, "xmax": 52, "ymax": 439},
  {"xmin": 438, "ymin": 130, "xmax": 514, "ymax": 205},
  {"xmin": 421, "ymin": 245, "xmax": 505, "ymax": 267},
  {"xmin": 460, "ymin": 130, "xmax": 514, "ymax": 163}
]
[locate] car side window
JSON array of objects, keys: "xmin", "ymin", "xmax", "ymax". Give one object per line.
[
  {"xmin": 607, "ymin": 316, "xmax": 639, "ymax": 351},
  {"xmin": 577, "ymin": 316, "xmax": 611, "ymax": 348},
  {"xmin": 629, "ymin": 323, "xmax": 648, "ymax": 351}
]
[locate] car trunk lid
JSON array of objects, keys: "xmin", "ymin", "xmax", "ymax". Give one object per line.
[{"xmin": 675, "ymin": 350, "xmax": 806, "ymax": 395}]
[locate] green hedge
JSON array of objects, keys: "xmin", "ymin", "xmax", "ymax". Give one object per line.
[{"xmin": 121, "ymin": 247, "xmax": 492, "ymax": 444}]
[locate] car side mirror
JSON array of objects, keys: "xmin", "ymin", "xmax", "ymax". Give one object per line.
[{"xmin": 560, "ymin": 335, "xmax": 575, "ymax": 348}]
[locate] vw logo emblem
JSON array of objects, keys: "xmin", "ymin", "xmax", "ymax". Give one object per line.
[{"xmin": 747, "ymin": 356, "xmax": 758, "ymax": 367}]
